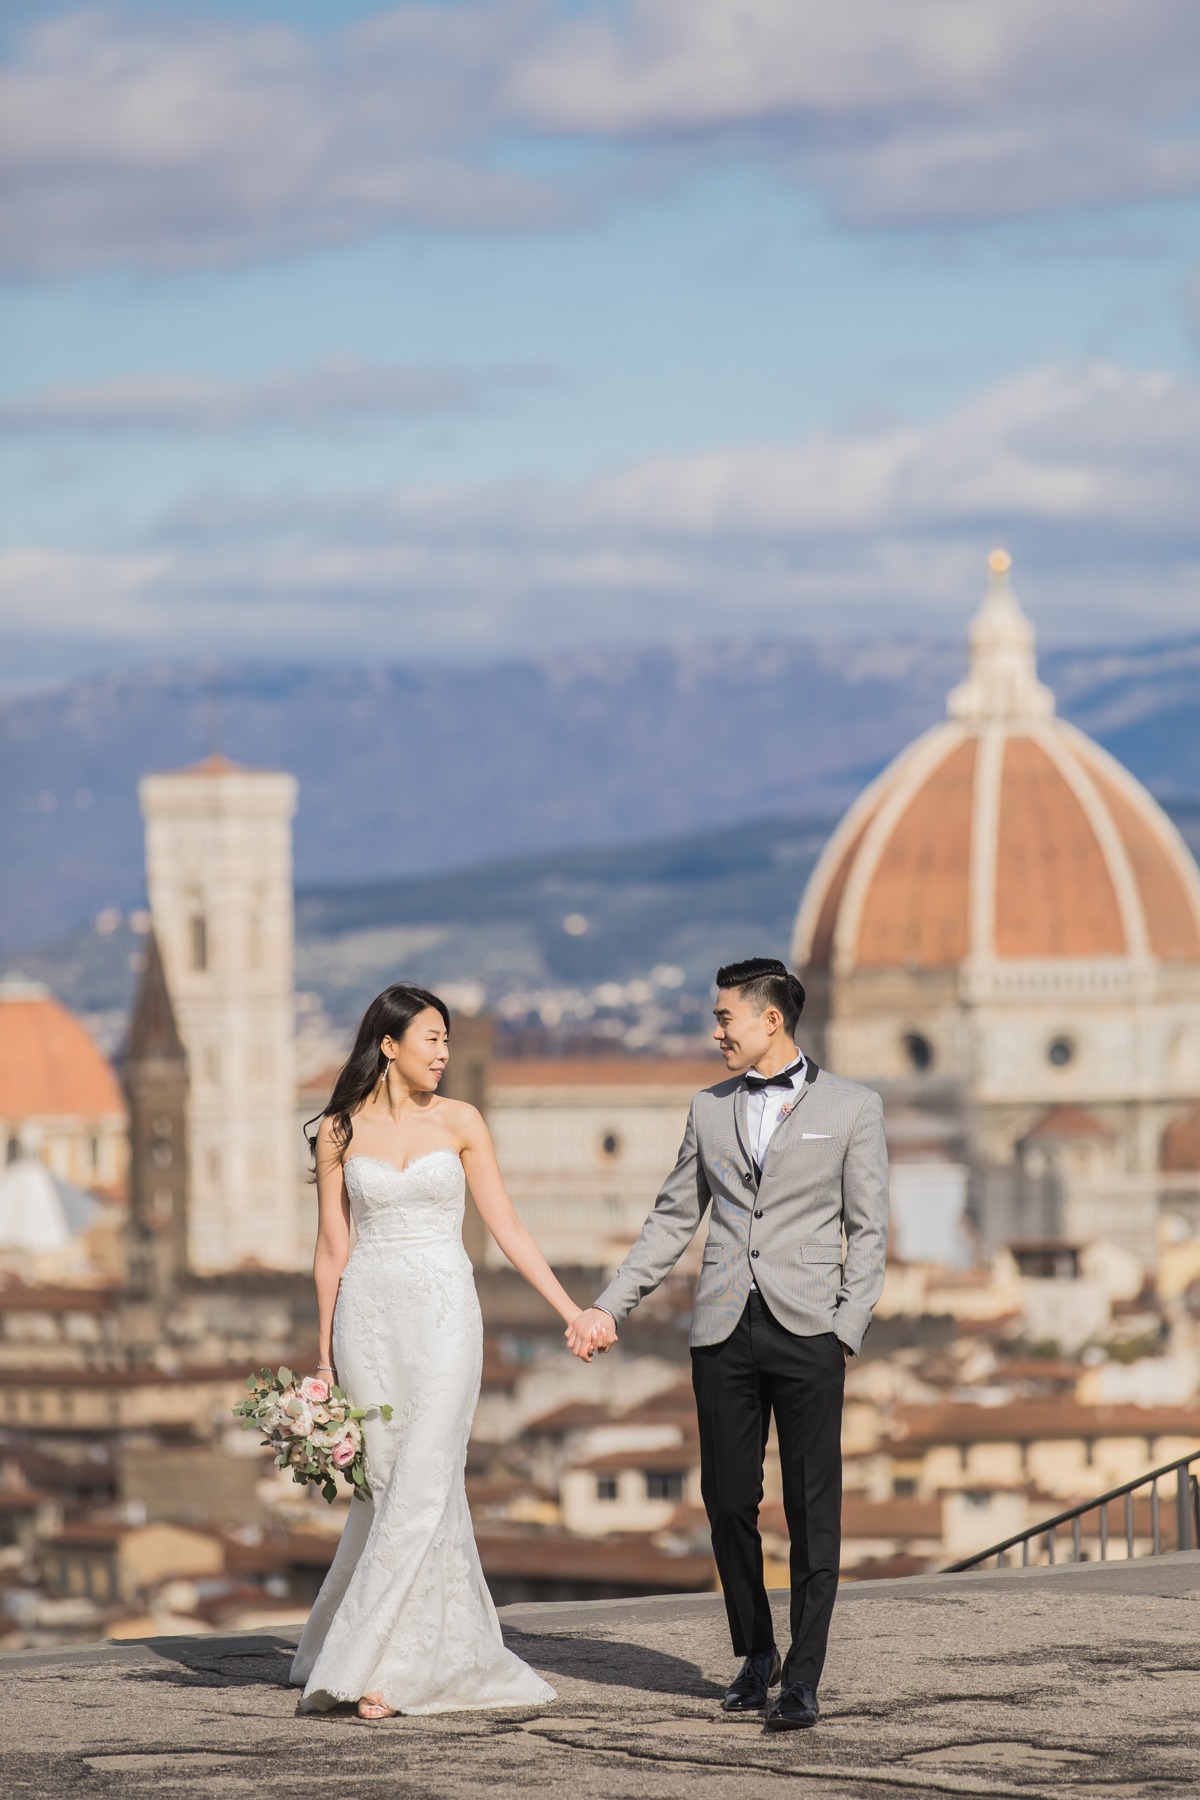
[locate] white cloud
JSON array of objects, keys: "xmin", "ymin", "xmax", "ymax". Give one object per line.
[
  {"xmin": 3, "ymin": 363, "xmax": 1198, "ymax": 675},
  {"xmin": 511, "ymin": 0, "xmax": 1200, "ymax": 225},
  {"xmin": 0, "ymin": 4, "xmax": 566, "ymax": 273},
  {"xmin": 2, "ymin": 3, "xmax": 1199, "ymax": 273},
  {"xmin": 0, "ymin": 358, "xmax": 542, "ymax": 432}
]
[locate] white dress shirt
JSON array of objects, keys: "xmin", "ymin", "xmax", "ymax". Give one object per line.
[
  {"xmin": 745, "ymin": 1049, "xmax": 807, "ymax": 1170},
  {"xmin": 595, "ymin": 1049, "xmax": 809, "ymax": 1323},
  {"xmin": 745, "ymin": 1049, "xmax": 806, "ymax": 1290}
]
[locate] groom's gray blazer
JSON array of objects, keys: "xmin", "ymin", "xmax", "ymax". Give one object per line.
[{"xmin": 594, "ymin": 1060, "xmax": 888, "ymax": 1354}]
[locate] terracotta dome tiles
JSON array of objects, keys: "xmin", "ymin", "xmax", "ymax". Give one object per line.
[
  {"xmin": 808, "ymin": 816, "xmax": 872, "ymax": 970},
  {"xmin": 1082, "ymin": 762, "xmax": 1200, "ymax": 962},
  {"xmin": 855, "ymin": 739, "xmax": 976, "ymax": 969},
  {"xmin": 0, "ymin": 997, "xmax": 123, "ymax": 1120},
  {"xmin": 993, "ymin": 737, "xmax": 1125, "ymax": 959},
  {"xmin": 795, "ymin": 564, "xmax": 1200, "ymax": 976}
]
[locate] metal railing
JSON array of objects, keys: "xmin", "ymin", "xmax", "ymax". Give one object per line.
[{"xmin": 943, "ymin": 1448, "xmax": 1200, "ymax": 1573}]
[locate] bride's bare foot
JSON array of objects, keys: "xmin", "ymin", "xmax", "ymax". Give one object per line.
[{"xmin": 357, "ymin": 1694, "xmax": 396, "ymax": 1720}]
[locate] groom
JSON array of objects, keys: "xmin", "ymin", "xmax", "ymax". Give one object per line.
[{"xmin": 569, "ymin": 958, "xmax": 888, "ymax": 1730}]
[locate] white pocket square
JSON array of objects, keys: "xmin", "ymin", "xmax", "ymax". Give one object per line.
[{"xmin": 802, "ymin": 1132, "xmax": 833, "ymax": 1139}]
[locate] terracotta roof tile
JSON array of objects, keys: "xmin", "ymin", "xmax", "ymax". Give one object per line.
[
  {"xmin": 856, "ymin": 739, "xmax": 976, "ymax": 969},
  {"xmin": 1162, "ymin": 1105, "xmax": 1200, "ymax": 1174},
  {"xmin": 808, "ymin": 817, "xmax": 871, "ymax": 970},
  {"xmin": 1023, "ymin": 1105, "xmax": 1113, "ymax": 1142},
  {"xmin": 489, "ymin": 1059, "xmax": 720, "ymax": 1089},
  {"xmin": 0, "ymin": 995, "xmax": 123, "ymax": 1120},
  {"xmin": 521, "ymin": 1401, "xmax": 613, "ymax": 1436},
  {"xmin": 572, "ymin": 1443, "xmax": 698, "ymax": 1475},
  {"xmin": 1085, "ymin": 762, "xmax": 1200, "ymax": 961},
  {"xmin": 891, "ymin": 1402, "xmax": 1200, "ymax": 1450},
  {"xmin": 995, "ymin": 737, "xmax": 1124, "ymax": 958}
]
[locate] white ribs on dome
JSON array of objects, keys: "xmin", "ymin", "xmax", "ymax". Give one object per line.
[{"xmin": 792, "ymin": 551, "xmax": 1200, "ymax": 978}]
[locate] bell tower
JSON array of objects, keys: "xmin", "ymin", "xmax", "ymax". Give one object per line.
[
  {"xmin": 139, "ymin": 754, "xmax": 300, "ymax": 1272},
  {"xmin": 123, "ymin": 930, "xmax": 189, "ymax": 1298}
]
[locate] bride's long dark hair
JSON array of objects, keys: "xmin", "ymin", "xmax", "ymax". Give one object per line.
[{"xmin": 307, "ymin": 983, "xmax": 451, "ymax": 1164}]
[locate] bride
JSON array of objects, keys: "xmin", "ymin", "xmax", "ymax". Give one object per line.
[{"xmin": 290, "ymin": 982, "xmax": 599, "ymax": 1719}]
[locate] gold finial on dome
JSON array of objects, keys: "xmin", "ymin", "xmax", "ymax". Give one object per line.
[{"xmin": 946, "ymin": 550, "xmax": 1054, "ymax": 724}]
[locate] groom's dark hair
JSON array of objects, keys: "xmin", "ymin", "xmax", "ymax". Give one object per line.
[{"xmin": 716, "ymin": 957, "xmax": 806, "ymax": 1037}]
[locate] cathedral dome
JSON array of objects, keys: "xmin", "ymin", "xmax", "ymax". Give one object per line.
[
  {"xmin": 793, "ymin": 554, "xmax": 1200, "ymax": 977},
  {"xmin": 0, "ymin": 980, "xmax": 123, "ymax": 1120}
]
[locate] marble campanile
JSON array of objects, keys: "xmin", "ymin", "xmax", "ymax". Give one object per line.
[{"xmin": 139, "ymin": 754, "xmax": 300, "ymax": 1272}]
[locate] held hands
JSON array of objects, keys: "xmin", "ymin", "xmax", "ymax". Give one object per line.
[{"xmin": 565, "ymin": 1308, "xmax": 618, "ymax": 1362}]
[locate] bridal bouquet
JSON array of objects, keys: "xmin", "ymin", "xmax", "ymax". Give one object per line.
[{"xmin": 233, "ymin": 1367, "xmax": 393, "ymax": 1503}]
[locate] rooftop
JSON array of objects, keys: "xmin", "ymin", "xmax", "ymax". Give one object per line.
[
  {"xmin": 891, "ymin": 1400, "xmax": 1200, "ymax": 1449},
  {"xmin": 793, "ymin": 553, "xmax": 1200, "ymax": 974},
  {"xmin": 2, "ymin": 1555, "xmax": 1198, "ymax": 1796},
  {"xmin": 0, "ymin": 989, "xmax": 123, "ymax": 1121},
  {"xmin": 489, "ymin": 1058, "xmax": 722, "ymax": 1089}
]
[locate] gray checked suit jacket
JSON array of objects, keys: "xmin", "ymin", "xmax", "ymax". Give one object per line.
[{"xmin": 593, "ymin": 1059, "xmax": 889, "ymax": 1354}]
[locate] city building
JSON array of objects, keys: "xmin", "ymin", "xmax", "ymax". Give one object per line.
[
  {"xmin": 792, "ymin": 552, "xmax": 1200, "ymax": 1263},
  {"xmin": 0, "ymin": 978, "xmax": 126, "ymax": 1283},
  {"xmin": 139, "ymin": 753, "xmax": 301, "ymax": 1272},
  {"xmin": 0, "ymin": 977, "xmax": 126, "ymax": 1196},
  {"xmin": 122, "ymin": 931, "xmax": 189, "ymax": 1305},
  {"xmin": 487, "ymin": 1057, "xmax": 718, "ymax": 1270}
]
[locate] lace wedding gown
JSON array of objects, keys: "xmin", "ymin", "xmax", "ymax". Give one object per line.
[{"xmin": 290, "ymin": 1150, "xmax": 555, "ymax": 1715}]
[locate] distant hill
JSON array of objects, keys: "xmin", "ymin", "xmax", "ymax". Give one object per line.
[
  {"xmin": 12, "ymin": 812, "xmax": 836, "ymax": 1052},
  {"xmin": 3, "ymin": 633, "xmax": 1199, "ymax": 947},
  {"xmin": 15, "ymin": 801, "xmax": 1200, "ymax": 1061}
]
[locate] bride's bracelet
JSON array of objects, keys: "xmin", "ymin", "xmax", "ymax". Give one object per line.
[{"xmin": 317, "ymin": 1363, "xmax": 334, "ymax": 1373}]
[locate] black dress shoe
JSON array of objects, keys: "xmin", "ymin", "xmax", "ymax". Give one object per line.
[
  {"xmin": 720, "ymin": 1648, "xmax": 781, "ymax": 1713},
  {"xmin": 764, "ymin": 1680, "xmax": 819, "ymax": 1730}
]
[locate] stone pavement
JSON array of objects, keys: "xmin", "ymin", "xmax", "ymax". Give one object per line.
[{"xmin": 2, "ymin": 1554, "xmax": 1199, "ymax": 1799}]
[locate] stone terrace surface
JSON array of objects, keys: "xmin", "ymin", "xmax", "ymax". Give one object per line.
[{"xmin": 3, "ymin": 1556, "xmax": 1200, "ymax": 1798}]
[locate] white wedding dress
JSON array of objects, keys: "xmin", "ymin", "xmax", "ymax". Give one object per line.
[{"xmin": 290, "ymin": 1150, "xmax": 555, "ymax": 1715}]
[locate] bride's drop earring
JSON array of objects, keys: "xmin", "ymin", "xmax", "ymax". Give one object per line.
[{"xmin": 380, "ymin": 1058, "xmax": 391, "ymax": 1090}]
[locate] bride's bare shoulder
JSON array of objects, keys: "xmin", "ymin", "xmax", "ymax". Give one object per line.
[{"xmin": 438, "ymin": 1096, "xmax": 486, "ymax": 1142}]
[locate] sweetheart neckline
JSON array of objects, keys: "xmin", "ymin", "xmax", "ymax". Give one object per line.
[{"xmin": 345, "ymin": 1150, "xmax": 462, "ymax": 1179}]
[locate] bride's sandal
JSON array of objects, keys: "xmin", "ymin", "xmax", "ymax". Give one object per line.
[{"xmin": 357, "ymin": 1695, "xmax": 396, "ymax": 1721}]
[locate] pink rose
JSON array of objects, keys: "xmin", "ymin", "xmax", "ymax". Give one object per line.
[
  {"xmin": 283, "ymin": 1402, "xmax": 314, "ymax": 1438},
  {"xmin": 331, "ymin": 1438, "xmax": 357, "ymax": 1469},
  {"xmin": 300, "ymin": 1376, "xmax": 331, "ymax": 1405}
]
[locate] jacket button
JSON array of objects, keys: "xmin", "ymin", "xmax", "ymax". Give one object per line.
[
  {"xmin": 742, "ymin": 1172, "xmax": 753, "ymax": 1186},
  {"xmin": 754, "ymin": 1209, "xmax": 763, "ymax": 1219},
  {"xmin": 750, "ymin": 1249, "xmax": 760, "ymax": 1260}
]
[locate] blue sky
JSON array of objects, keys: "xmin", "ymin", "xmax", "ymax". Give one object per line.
[{"xmin": 2, "ymin": 1, "xmax": 1199, "ymax": 690}]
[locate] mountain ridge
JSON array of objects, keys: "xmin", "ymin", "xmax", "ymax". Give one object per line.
[{"xmin": 4, "ymin": 632, "xmax": 1199, "ymax": 946}]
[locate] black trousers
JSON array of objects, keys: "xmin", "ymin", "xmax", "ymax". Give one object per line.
[{"xmin": 691, "ymin": 1290, "xmax": 844, "ymax": 1689}]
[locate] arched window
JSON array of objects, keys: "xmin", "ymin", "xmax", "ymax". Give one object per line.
[
  {"xmin": 190, "ymin": 912, "xmax": 208, "ymax": 972},
  {"xmin": 902, "ymin": 1032, "xmax": 934, "ymax": 1072}
]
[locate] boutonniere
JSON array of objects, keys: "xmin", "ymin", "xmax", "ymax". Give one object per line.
[{"xmin": 777, "ymin": 1099, "xmax": 797, "ymax": 1121}]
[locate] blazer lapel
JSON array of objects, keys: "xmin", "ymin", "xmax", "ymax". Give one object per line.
[
  {"xmin": 759, "ymin": 1058, "xmax": 821, "ymax": 1179},
  {"xmin": 732, "ymin": 1083, "xmax": 755, "ymax": 1179}
]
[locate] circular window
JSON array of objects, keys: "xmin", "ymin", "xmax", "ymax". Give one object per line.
[
  {"xmin": 1047, "ymin": 1036, "xmax": 1075, "ymax": 1068},
  {"xmin": 599, "ymin": 1131, "xmax": 621, "ymax": 1159},
  {"xmin": 901, "ymin": 1032, "xmax": 934, "ymax": 1072}
]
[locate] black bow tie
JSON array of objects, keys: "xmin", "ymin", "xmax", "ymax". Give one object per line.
[{"xmin": 744, "ymin": 1062, "xmax": 803, "ymax": 1093}]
